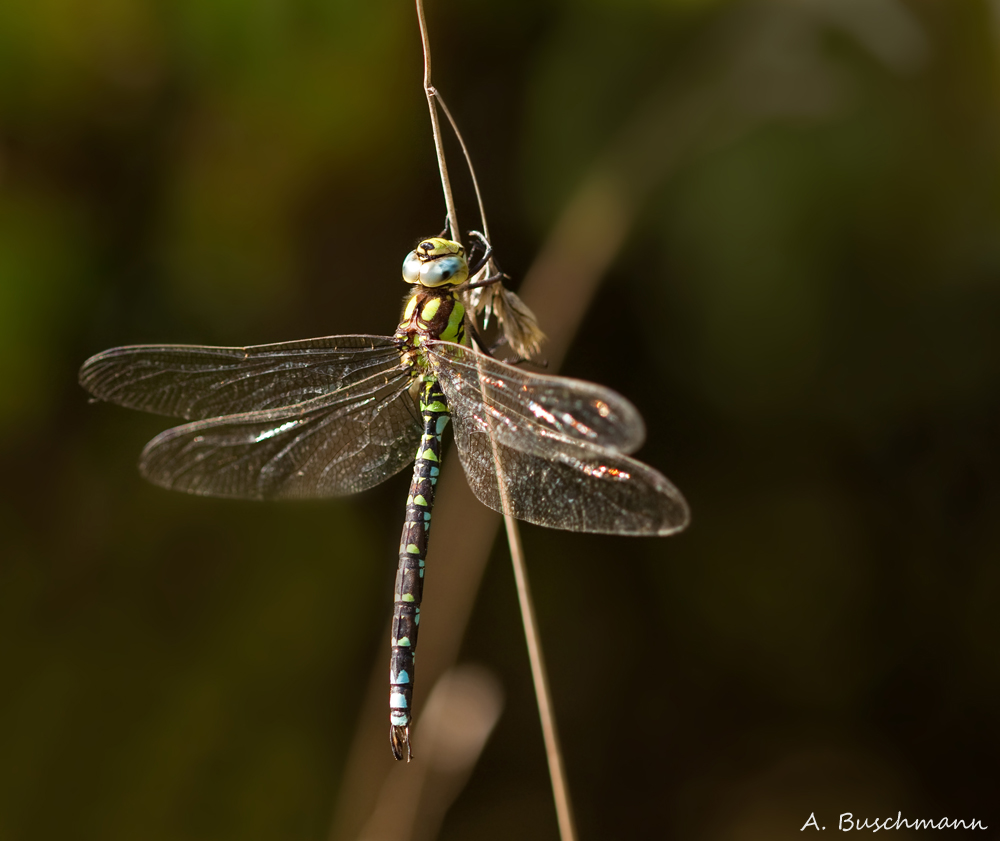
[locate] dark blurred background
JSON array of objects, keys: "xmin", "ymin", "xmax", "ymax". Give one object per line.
[{"xmin": 2, "ymin": 0, "xmax": 999, "ymax": 839}]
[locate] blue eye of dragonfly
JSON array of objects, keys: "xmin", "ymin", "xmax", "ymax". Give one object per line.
[
  {"xmin": 78, "ymin": 234, "xmax": 689, "ymax": 763},
  {"xmin": 420, "ymin": 255, "xmax": 464, "ymax": 286}
]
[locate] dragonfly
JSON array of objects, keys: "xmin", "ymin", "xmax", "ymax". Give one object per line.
[{"xmin": 79, "ymin": 235, "xmax": 690, "ymax": 761}]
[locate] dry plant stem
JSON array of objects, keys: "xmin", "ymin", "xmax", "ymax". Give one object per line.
[
  {"xmin": 333, "ymin": 5, "xmax": 579, "ymax": 841},
  {"xmin": 331, "ymin": 14, "xmax": 748, "ymax": 841},
  {"xmin": 415, "ymin": 0, "xmax": 459, "ymax": 242},
  {"xmin": 433, "ymin": 91, "xmax": 491, "ymax": 243},
  {"xmin": 472, "ymin": 343, "xmax": 578, "ymax": 841},
  {"xmin": 504, "ymin": 515, "xmax": 579, "ymax": 841},
  {"xmin": 417, "ymin": 3, "xmax": 577, "ymax": 838}
]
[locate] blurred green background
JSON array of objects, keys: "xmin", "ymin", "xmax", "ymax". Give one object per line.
[{"xmin": 2, "ymin": 0, "xmax": 999, "ymax": 839}]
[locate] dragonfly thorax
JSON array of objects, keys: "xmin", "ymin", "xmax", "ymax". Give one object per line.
[
  {"xmin": 396, "ymin": 238, "xmax": 470, "ymax": 374},
  {"xmin": 396, "ymin": 286, "xmax": 467, "ymax": 353}
]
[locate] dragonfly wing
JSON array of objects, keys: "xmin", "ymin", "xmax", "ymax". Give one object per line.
[
  {"xmin": 431, "ymin": 345, "xmax": 688, "ymax": 535},
  {"xmin": 80, "ymin": 335, "xmax": 403, "ymax": 419},
  {"xmin": 425, "ymin": 341, "xmax": 646, "ymax": 454},
  {"xmin": 446, "ymin": 413, "xmax": 689, "ymax": 535},
  {"xmin": 139, "ymin": 370, "xmax": 421, "ymax": 499}
]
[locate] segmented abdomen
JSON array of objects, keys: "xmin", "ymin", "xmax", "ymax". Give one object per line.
[{"xmin": 389, "ymin": 377, "xmax": 449, "ymax": 761}]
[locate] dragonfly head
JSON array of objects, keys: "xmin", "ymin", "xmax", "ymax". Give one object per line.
[{"xmin": 402, "ymin": 238, "xmax": 469, "ymax": 288}]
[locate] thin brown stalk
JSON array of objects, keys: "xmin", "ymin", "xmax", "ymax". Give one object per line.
[
  {"xmin": 469, "ymin": 341, "xmax": 578, "ymax": 841},
  {"xmin": 415, "ymin": 0, "xmax": 458, "ymax": 242},
  {"xmin": 432, "ymin": 90, "xmax": 491, "ymax": 243},
  {"xmin": 331, "ymin": 8, "xmax": 753, "ymax": 841},
  {"xmin": 431, "ymin": 71, "xmax": 576, "ymax": 834},
  {"xmin": 503, "ymin": 516, "xmax": 579, "ymax": 841},
  {"xmin": 417, "ymin": 2, "xmax": 578, "ymax": 838}
]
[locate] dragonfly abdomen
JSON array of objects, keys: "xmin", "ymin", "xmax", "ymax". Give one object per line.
[{"xmin": 389, "ymin": 377, "xmax": 450, "ymax": 761}]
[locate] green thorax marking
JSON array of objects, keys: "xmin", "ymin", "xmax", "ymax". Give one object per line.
[{"xmin": 397, "ymin": 287, "xmax": 466, "ymax": 346}]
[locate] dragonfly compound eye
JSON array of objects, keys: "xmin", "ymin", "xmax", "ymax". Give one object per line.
[
  {"xmin": 420, "ymin": 254, "xmax": 468, "ymax": 287},
  {"xmin": 401, "ymin": 250, "xmax": 423, "ymax": 284}
]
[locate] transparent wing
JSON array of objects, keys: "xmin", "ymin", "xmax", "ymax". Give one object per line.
[
  {"xmin": 138, "ymin": 368, "xmax": 421, "ymax": 499},
  {"xmin": 428, "ymin": 342, "xmax": 689, "ymax": 535},
  {"xmin": 79, "ymin": 335, "xmax": 403, "ymax": 420},
  {"xmin": 425, "ymin": 341, "xmax": 646, "ymax": 453}
]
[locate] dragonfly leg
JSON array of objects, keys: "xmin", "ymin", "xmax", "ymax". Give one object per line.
[
  {"xmin": 465, "ymin": 320, "xmax": 495, "ymax": 358},
  {"xmin": 466, "ymin": 230, "xmax": 493, "ymax": 276},
  {"xmin": 461, "ymin": 271, "xmax": 505, "ymax": 291}
]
